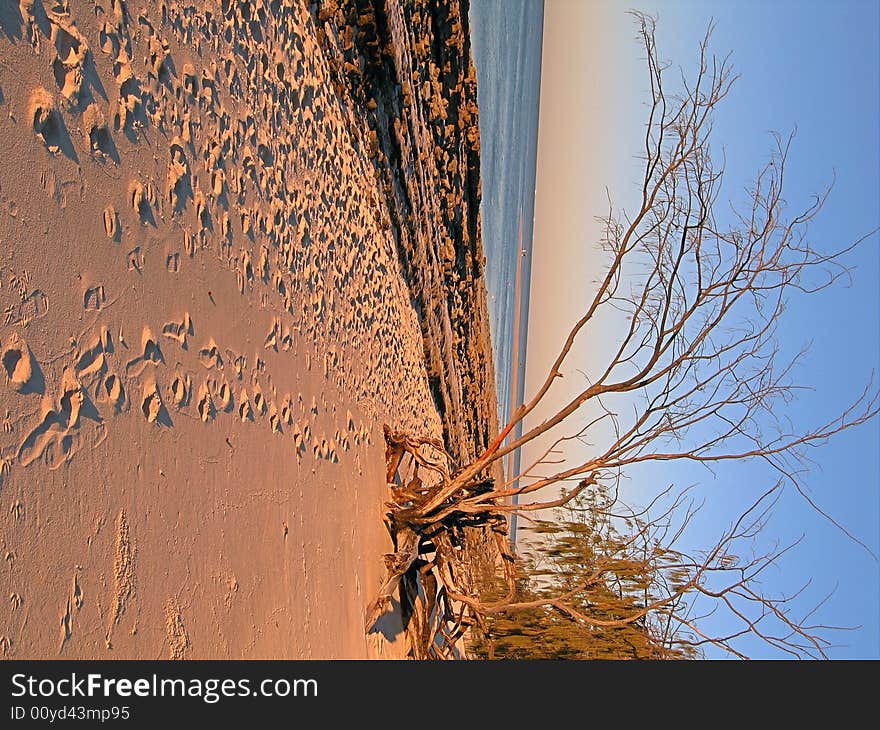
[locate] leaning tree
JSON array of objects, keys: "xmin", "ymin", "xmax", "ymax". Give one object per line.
[{"xmin": 366, "ymin": 13, "xmax": 879, "ymax": 659}]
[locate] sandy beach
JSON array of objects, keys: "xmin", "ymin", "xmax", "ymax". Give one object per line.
[{"xmin": 0, "ymin": 0, "xmax": 496, "ymax": 659}]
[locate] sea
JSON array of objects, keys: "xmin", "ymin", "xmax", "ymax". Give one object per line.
[{"xmin": 469, "ymin": 0, "xmax": 544, "ymax": 539}]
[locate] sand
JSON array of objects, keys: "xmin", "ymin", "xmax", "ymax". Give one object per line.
[{"xmin": 0, "ymin": 0, "xmax": 494, "ymax": 660}]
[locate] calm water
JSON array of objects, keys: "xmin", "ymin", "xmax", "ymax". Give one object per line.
[
  {"xmin": 469, "ymin": 0, "xmax": 544, "ymax": 430},
  {"xmin": 470, "ymin": 0, "xmax": 543, "ymax": 542}
]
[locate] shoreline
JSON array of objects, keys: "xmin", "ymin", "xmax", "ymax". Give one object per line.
[{"xmin": 469, "ymin": 1, "xmax": 545, "ymax": 548}]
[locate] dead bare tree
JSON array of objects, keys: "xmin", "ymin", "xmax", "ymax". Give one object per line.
[{"xmin": 366, "ymin": 12, "xmax": 879, "ymax": 659}]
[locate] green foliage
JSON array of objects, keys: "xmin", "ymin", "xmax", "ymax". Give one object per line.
[{"xmin": 469, "ymin": 487, "xmax": 701, "ymax": 660}]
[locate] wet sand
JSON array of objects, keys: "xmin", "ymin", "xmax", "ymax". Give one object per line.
[{"xmin": 0, "ymin": 0, "xmax": 495, "ymax": 659}]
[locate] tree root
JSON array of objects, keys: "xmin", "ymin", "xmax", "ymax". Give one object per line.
[{"xmin": 366, "ymin": 426, "xmax": 512, "ymax": 659}]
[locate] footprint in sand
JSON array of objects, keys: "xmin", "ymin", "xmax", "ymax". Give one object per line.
[
  {"xmin": 183, "ymin": 230, "xmax": 195, "ymax": 257},
  {"xmin": 211, "ymin": 168, "xmax": 224, "ymax": 198},
  {"xmin": 49, "ymin": 14, "xmax": 88, "ymax": 103},
  {"xmin": 238, "ymin": 389, "xmax": 253, "ymax": 422},
  {"xmin": 74, "ymin": 335, "xmax": 107, "ymax": 382},
  {"xmin": 290, "ymin": 422, "xmax": 305, "ymax": 454},
  {"xmin": 83, "ymin": 104, "xmax": 114, "ymax": 161},
  {"xmin": 170, "ymin": 372, "xmax": 191, "ymax": 408},
  {"xmin": 167, "ymin": 138, "xmax": 191, "ymax": 213},
  {"xmin": 0, "ymin": 456, "xmax": 12, "ymax": 486},
  {"xmin": 264, "ymin": 318, "xmax": 280, "ymax": 350},
  {"xmin": 252, "ymin": 383, "xmax": 266, "ymax": 415},
  {"xmin": 10, "ymin": 501, "xmax": 24, "ymax": 521},
  {"xmin": 216, "ymin": 379, "xmax": 233, "ymax": 412},
  {"xmin": 280, "ymin": 396, "xmax": 293, "ymax": 426},
  {"xmin": 18, "ymin": 368, "xmax": 85, "ymax": 468},
  {"xmin": 198, "ymin": 339, "xmax": 223, "ymax": 369},
  {"xmin": 268, "ymin": 403, "xmax": 282, "ymax": 434},
  {"xmin": 181, "ymin": 63, "xmax": 198, "ymax": 99},
  {"xmin": 82, "ymin": 284, "xmax": 106, "ymax": 311},
  {"xmin": 162, "ymin": 313, "xmax": 192, "ymax": 350},
  {"xmin": 29, "ymin": 87, "xmax": 63, "ymax": 154},
  {"xmin": 103, "ymin": 206, "xmax": 119, "ymax": 241},
  {"xmin": 220, "ymin": 213, "xmax": 232, "ymax": 250},
  {"xmin": 127, "ymin": 246, "xmax": 144, "ymax": 272},
  {"xmin": 129, "ymin": 181, "xmax": 156, "ymax": 226},
  {"xmin": 239, "ymin": 251, "xmax": 254, "ymax": 292},
  {"xmin": 2, "ymin": 333, "xmax": 40, "ymax": 394},
  {"xmin": 197, "ymin": 383, "xmax": 214, "ymax": 422},
  {"xmin": 98, "ymin": 373, "xmax": 125, "ymax": 411},
  {"xmin": 141, "ymin": 381, "xmax": 167, "ymax": 425},
  {"xmin": 227, "ymin": 350, "xmax": 246, "ymax": 380},
  {"xmin": 258, "ymin": 246, "xmax": 270, "ymax": 281},
  {"xmin": 114, "ymin": 72, "xmax": 143, "ymax": 136},
  {"xmin": 57, "ymin": 368, "xmax": 84, "ymax": 430},
  {"xmin": 125, "ymin": 327, "xmax": 164, "ymax": 377},
  {"xmin": 194, "ymin": 190, "xmax": 210, "ymax": 232},
  {"xmin": 313, "ymin": 435, "xmax": 338, "ymax": 463},
  {"xmin": 241, "ymin": 212, "xmax": 254, "ymax": 241},
  {"xmin": 98, "ymin": 23, "xmax": 119, "ymax": 57}
]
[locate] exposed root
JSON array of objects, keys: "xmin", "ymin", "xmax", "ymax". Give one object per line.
[{"xmin": 366, "ymin": 426, "xmax": 511, "ymax": 659}]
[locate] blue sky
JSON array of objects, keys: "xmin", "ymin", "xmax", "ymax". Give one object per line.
[
  {"xmin": 642, "ymin": 0, "xmax": 880, "ymax": 660},
  {"xmin": 527, "ymin": 0, "xmax": 879, "ymax": 657}
]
